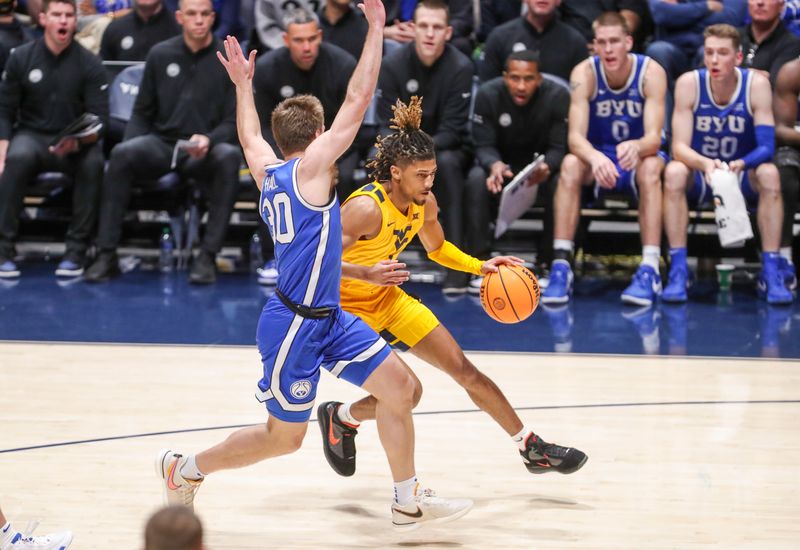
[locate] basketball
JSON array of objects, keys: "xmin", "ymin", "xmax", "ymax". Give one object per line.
[{"xmin": 479, "ymin": 264, "xmax": 540, "ymax": 324}]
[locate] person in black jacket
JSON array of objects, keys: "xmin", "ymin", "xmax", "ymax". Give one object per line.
[
  {"xmin": 479, "ymin": 0, "xmax": 587, "ymax": 82},
  {"xmin": 382, "ymin": 0, "xmax": 474, "ymax": 55},
  {"xmin": 100, "ymin": 0, "xmax": 181, "ymax": 62},
  {"xmin": 740, "ymin": 0, "xmax": 800, "ymax": 84},
  {"xmin": 85, "ymin": 0, "xmax": 241, "ymax": 285},
  {"xmin": 377, "ymin": 0, "xmax": 474, "ymax": 293},
  {"xmin": 318, "ymin": 0, "xmax": 368, "ymax": 59},
  {"xmin": 464, "ymin": 50, "xmax": 568, "ymax": 289},
  {"xmin": 0, "ymin": 0, "xmax": 108, "ymax": 279}
]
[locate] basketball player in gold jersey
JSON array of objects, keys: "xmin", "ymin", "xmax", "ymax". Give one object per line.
[{"xmin": 318, "ymin": 97, "xmax": 588, "ymax": 477}]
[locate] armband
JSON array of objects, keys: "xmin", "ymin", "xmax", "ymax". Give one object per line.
[
  {"xmin": 427, "ymin": 241, "xmax": 483, "ymax": 276},
  {"xmin": 740, "ymin": 125, "xmax": 775, "ymax": 169}
]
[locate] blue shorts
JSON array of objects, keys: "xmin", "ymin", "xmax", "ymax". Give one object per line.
[
  {"xmin": 591, "ymin": 150, "xmax": 669, "ymax": 203},
  {"xmin": 687, "ymin": 170, "xmax": 758, "ymax": 208},
  {"xmin": 254, "ymin": 299, "xmax": 391, "ymax": 422}
]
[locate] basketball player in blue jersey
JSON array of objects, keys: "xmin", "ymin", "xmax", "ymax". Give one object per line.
[
  {"xmin": 154, "ymin": 0, "xmax": 474, "ymax": 530},
  {"xmin": 542, "ymin": 12, "xmax": 668, "ymax": 307},
  {"xmin": 663, "ymin": 24, "xmax": 793, "ymax": 305}
]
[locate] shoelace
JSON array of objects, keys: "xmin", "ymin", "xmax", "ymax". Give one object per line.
[{"xmin": 17, "ymin": 520, "xmax": 40, "ymax": 542}]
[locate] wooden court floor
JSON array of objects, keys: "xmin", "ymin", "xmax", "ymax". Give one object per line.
[{"xmin": 2, "ymin": 342, "xmax": 799, "ymax": 549}]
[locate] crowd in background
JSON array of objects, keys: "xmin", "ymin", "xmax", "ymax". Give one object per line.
[{"xmin": 0, "ymin": 0, "xmax": 798, "ymax": 301}]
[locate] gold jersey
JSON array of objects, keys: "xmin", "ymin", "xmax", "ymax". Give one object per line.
[{"xmin": 340, "ymin": 182, "xmax": 425, "ymax": 307}]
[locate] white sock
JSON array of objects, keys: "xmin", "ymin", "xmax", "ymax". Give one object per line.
[
  {"xmin": 641, "ymin": 245, "xmax": 660, "ymax": 270},
  {"xmin": 511, "ymin": 427, "xmax": 534, "ymax": 451},
  {"xmin": 337, "ymin": 403, "xmax": 360, "ymax": 426},
  {"xmin": 553, "ymin": 239, "xmax": 574, "ymax": 253},
  {"xmin": 780, "ymin": 247, "xmax": 792, "ymax": 262},
  {"xmin": 179, "ymin": 454, "xmax": 205, "ymax": 481},
  {"xmin": 393, "ymin": 476, "xmax": 418, "ymax": 506},
  {"xmin": 1, "ymin": 522, "xmax": 12, "ymax": 541}
]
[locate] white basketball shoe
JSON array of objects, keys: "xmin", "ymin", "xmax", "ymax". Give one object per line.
[
  {"xmin": 0, "ymin": 521, "xmax": 72, "ymax": 550},
  {"xmin": 391, "ymin": 487, "xmax": 473, "ymax": 531},
  {"xmin": 156, "ymin": 449, "xmax": 203, "ymax": 510}
]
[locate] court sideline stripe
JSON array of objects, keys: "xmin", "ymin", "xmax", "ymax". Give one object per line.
[{"xmin": 2, "ymin": 398, "xmax": 798, "ymax": 454}]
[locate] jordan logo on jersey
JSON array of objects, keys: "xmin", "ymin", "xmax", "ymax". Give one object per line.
[{"xmin": 595, "ymin": 99, "xmax": 643, "ymax": 118}]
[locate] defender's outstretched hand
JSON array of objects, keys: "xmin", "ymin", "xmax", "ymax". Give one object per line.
[
  {"xmin": 358, "ymin": 0, "xmax": 386, "ymax": 29},
  {"xmin": 217, "ymin": 35, "xmax": 256, "ymax": 87}
]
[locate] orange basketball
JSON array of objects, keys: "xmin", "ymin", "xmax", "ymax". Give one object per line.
[{"xmin": 479, "ymin": 264, "xmax": 540, "ymax": 324}]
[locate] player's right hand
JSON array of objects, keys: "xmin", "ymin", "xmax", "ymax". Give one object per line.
[
  {"xmin": 591, "ymin": 153, "xmax": 619, "ymax": 189},
  {"xmin": 367, "ymin": 259, "xmax": 410, "ymax": 286},
  {"xmin": 703, "ymin": 158, "xmax": 726, "ymax": 185},
  {"xmin": 358, "ymin": 0, "xmax": 386, "ymax": 30}
]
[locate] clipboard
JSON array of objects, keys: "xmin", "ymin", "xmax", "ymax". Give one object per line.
[
  {"xmin": 494, "ymin": 154, "xmax": 545, "ymax": 239},
  {"xmin": 49, "ymin": 113, "xmax": 103, "ymax": 148}
]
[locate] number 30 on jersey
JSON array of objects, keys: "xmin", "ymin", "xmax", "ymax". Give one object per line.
[{"xmin": 262, "ymin": 192, "xmax": 296, "ymax": 244}]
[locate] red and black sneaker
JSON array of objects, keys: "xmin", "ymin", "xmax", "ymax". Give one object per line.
[
  {"xmin": 317, "ymin": 401, "xmax": 359, "ymax": 477},
  {"xmin": 520, "ymin": 433, "xmax": 587, "ymax": 474}
]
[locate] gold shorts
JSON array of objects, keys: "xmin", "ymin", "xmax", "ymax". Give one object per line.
[{"xmin": 341, "ymin": 285, "xmax": 440, "ymax": 350}]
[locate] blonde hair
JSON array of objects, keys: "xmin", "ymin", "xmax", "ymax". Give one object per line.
[
  {"xmin": 271, "ymin": 94, "xmax": 325, "ymax": 156},
  {"xmin": 704, "ymin": 23, "xmax": 741, "ymax": 51}
]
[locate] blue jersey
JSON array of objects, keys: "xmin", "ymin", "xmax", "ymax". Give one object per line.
[
  {"xmin": 259, "ymin": 158, "xmax": 341, "ymax": 308},
  {"xmin": 588, "ymin": 54, "xmax": 649, "ymax": 157},
  {"xmin": 690, "ymin": 68, "xmax": 756, "ymax": 163}
]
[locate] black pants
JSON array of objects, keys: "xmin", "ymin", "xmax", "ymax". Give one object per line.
[
  {"xmin": 0, "ymin": 130, "xmax": 104, "ymax": 259},
  {"xmin": 464, "ymin": 163, "xmax": 556, "ymax": 263},
  {"xmin": 434, "ymin": 149, "xmax": 468, "ymax": 247},
  {"xmin": 96, "ymin": 135, "xmax": 241, "ymax": 254},
  {"xmin": 775, "ymin": 146, "xmax": 800, "ymax": 250}
]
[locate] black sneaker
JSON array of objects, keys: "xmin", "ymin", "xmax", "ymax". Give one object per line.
[
  {"xmin": 189, "ymin": 251, "xmax": 216, "ymax": 284},
  {"xmin": 520, "ymin": 433, "xmax": 587, "ymax": 474},
  {"xmin": 84, "ymin": 252, "xmax": 120, "ymax": 282},
  {"xmin": 317, "ymin": 401, "xmax": 358, "ymax": 477}
]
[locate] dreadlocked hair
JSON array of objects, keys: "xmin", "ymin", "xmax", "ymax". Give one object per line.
[{"xmin": 367, "ymin": 96, "xmax": 435, "ymax": 183}]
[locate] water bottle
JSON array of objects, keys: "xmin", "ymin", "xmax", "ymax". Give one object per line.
[
  {"xmin": 158, "ymin": 227, "xmax": 174, "ymax": 273},
  {"xmin": 249, "ymin": 231, "xmax": 264, "ymax": 272}
]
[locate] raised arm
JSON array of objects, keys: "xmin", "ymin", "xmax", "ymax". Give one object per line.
[
  {"xmin": 217, "ymin": 36, "xmax": 278, "ymax": 190},
  {"xmin": 298, "ymin": 0, "xmax": 385, "ymax": 185}
]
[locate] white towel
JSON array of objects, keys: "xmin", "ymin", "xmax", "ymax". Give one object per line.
[{"xmin": 710, "ymin": 169, "xmax": 754, "ymax": 248}]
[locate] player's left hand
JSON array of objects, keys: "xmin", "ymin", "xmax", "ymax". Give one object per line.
[
  {"xmin": 480, "ymin": 255, "xmax": 524, "ymax": 275},
  {"xmin": 366, "ymin": 259, "xmax": 410, "ymax": 286},
  {"xmin": 185, "ymin": 134, "xmax": 210, "ymax": 159},
  {"xmin": 616, "ymin": 140, "xmax": 640, "ymax": 171},
  {"xmin": 728, "ymin": 159, "xmax": 745, "ymax": 174}
]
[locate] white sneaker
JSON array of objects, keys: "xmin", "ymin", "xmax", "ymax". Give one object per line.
[
  {"xmin": 467, "ymin": 276, "xmax": 483, "ymax": 295},
  {"xmin": 391, "ymin": 487, "xmax": 473, "ymax": 531},
  {"xmin": 1, "ymin": 521, "xmax": 72, "ymax": 550},
  {"xmin": 156, "ymin": 449, "xmax": 203, "ymax": 510}
]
